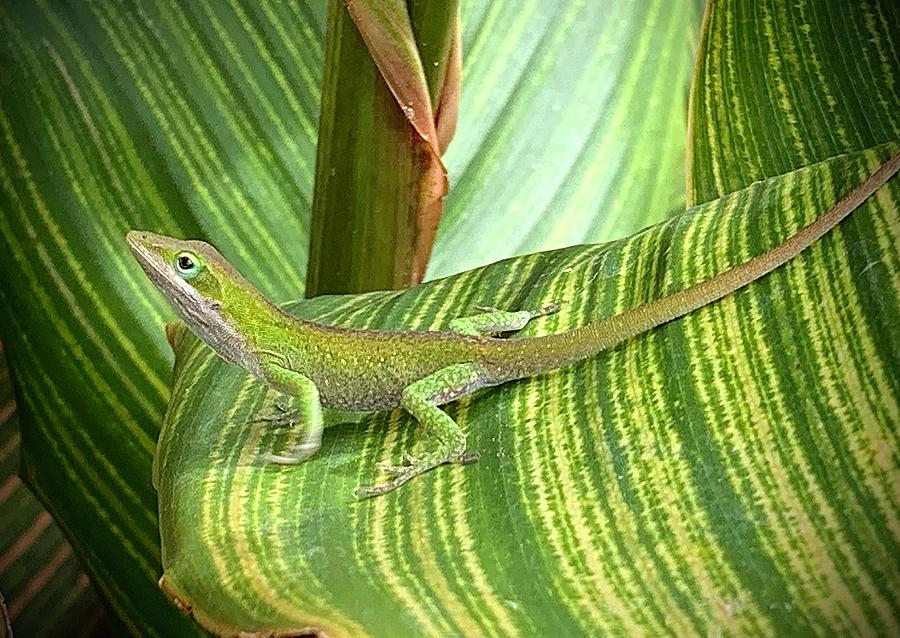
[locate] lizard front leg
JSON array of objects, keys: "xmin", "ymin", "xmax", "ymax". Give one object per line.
[
  {"xmin": 258, "ymin": 366, "xmax": 323, "ymax": 464},
  {"xmin": 354, "ymin": 363, "xmax": 486, "ymax": 498}
]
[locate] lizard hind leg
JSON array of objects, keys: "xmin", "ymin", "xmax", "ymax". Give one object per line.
[
  {"xmin": 353, "ymin": 363, "xmax": 487, "ymax": 499},
  {"xmin": 448, "ymin": 302, "xmax": 561, "ymax": 336}
]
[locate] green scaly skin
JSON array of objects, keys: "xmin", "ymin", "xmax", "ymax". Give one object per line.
[{"xmin": 128, "ymin": 153, "xmax": 899, "ymax": 497}]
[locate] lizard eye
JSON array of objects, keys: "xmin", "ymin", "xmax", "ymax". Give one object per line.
[{"xmin": 174, "ymin": 252, "xmax": 200, "ymax": 278}]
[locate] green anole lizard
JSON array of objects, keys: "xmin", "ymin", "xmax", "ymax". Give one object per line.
[{"xmin": 128, "ymin": 153, "xmax": 899, "ymax": 498}]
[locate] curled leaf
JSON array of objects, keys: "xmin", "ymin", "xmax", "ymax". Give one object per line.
[{"xmin": 345, "ymin": 0, "xmax": 458, "ymax": 282}]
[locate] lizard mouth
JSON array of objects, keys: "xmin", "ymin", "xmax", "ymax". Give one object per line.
[
  {"xmin": 127, "ymin": 231, "xmax": 158, "ymax": 270},
  {"xmin": 126, "ymin": 230, "xmax": 196, "ymax": 308},
  {"xmin": 126, "ymin": 230, "xmax": 178, "ymax": 281},
  {"xmin": 126, "ymin": 230, "xmax": 162, "ymax": 256}
]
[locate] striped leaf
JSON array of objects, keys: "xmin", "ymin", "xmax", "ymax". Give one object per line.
[
  {"xmin": 688, "ymin": 0, "xmax": 900, "ymax": 204},
  {"xmin": 0, "ymin": 1, "xmax": 324, "ymax": 635},
  {"xmin": 429, "ymin": 0, "xmax": 699, "ymax": 278},
  {"xmin": 0, "ymin": 1, "xmax": 698, "ymax": 634},
  {"xmin": 0, "ymin": 347, "xmax": 107, "ymax": 636},
  {"xmin": 158, "ymin": 144, "xmax": 900, "ymax": 635}
]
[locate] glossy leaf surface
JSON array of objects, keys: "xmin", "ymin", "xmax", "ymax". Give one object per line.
[
  {"xmin": 688, "ymin": 0, "xmax": 900, "ymax": 203},
  {"xmin": 430, "ymin": 0, "xmax": 699, "ymax": 277},
  {"xmin": 159, "ymin": 145, "xmax": 900, "ymax": 635},
  {"xmin": 0, "ymin": 2, "xmax": 323, "ymax": 634}
]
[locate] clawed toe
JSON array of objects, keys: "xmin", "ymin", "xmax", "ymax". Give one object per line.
[
  {"xmin": 354, "ymin": 450, "xmax": 481, "ymax": 499},
  {"xmin": 374, "ymin": 461, "xmax": 408, "ymax": 475},
  {"xmin": 374, "ymin": 452, "xmax": 422, "ymax": 475},
  {"xmin": 253, "ymin": 397, "xmax": 302, "ymax": 425},
  {"xmin": 253, "ymin": 410, "xmax": 301, "ymax": 425},
  {"xmin": 474, "ymin": 305, "xmax": 501, "ymax": 314},
  {"xmin": 534, "ymin": 302, "xmax": 562, "ymax": 317},
  {"xmin": 458, "ymin": 451, "xmax": 480, "ymax": 464}
]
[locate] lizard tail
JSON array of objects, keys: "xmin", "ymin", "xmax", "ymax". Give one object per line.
[{"xmin": 494, "ymin": 151, "xmax": 900, "ymax": 380}]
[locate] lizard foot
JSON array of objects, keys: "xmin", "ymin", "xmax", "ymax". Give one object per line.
[
  {"xmin": 531, "ymin": 301, "xmax": 562, "ymax": 317},
  {"xmin": 252, "ymin": 398, "xmax": 301, "ymax": 426},
  {"xmin": 262, "ymin": 441, "xmax": 320, "ymax": 465},
  {"xmin": 353, "ymin": 450, "xmax": 480, "ymax": 499}
]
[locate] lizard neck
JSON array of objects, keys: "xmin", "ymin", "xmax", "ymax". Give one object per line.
[{"xmin": 179, "ymin": 273, "xmax": 305, "ymax": 378}]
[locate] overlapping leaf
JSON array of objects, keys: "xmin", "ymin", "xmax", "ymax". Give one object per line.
[
  {"xmin": 688, "ymin": 0, "xmax": 900, "ymax": 203},
  {"xmin": 346, "ymin": 0, "xmax": 455, "ymax": 281},
  {"xmin": 159, "ymin": 145, "xmax": 900, "ymax": 636},
  {"xmin": 0, "ymin": 2, "xmax": 323, "ymax": 634},
  {"xmin": 4, "ymin": 0, "xmax": 895, "ymax": 636},
  {"xmin": 0, "ymin": 1, "xmax": 700, "ymax": 634},
  {"xmin": 306, "ymin": 0, "xmax": 458, "ymax": 293},
  {"xmin": 430, "ymin": 0, "xmax": 700, "ymax": 278}
]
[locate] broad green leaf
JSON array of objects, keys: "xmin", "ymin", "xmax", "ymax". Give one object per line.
[
  {"xmin": 0, "ymin": 2, "xmax": 324, "ymax": 634},
  {"xmin": 429, "ymin": 0, "xmax": 700, "ymax": 278},
  {"xmin": 688, "ymin": 0, "xmax": 900, "ymax": 204},
  {"xmin": 158, "ymin": 145, "xmax": 900, "ymax": 635},
  {"xmin": 0, "ymin": 2, "xmax": 700, "ymax": 633}
]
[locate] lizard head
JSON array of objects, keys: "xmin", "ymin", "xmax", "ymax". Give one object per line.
[
  {"xmin": 126, "ymin": 230, "xmax": 234, "ymax": 310},
  {"xmin": 126, "ymin": 230, "xmax": 269, "ymax": 371}
]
